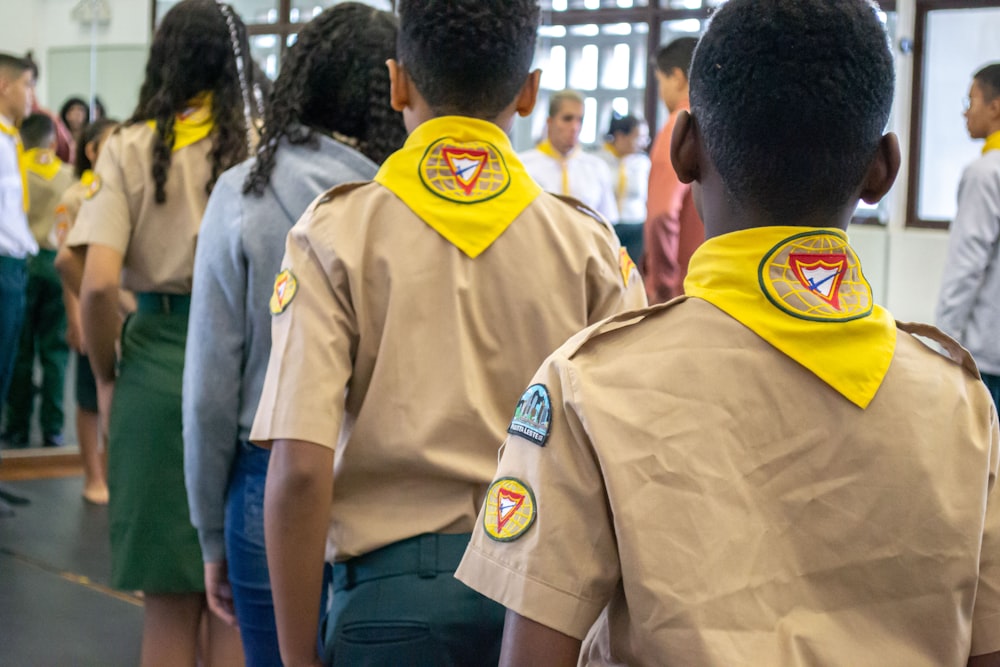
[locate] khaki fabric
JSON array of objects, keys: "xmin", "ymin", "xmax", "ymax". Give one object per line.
[
  {"xmin": 250, "ymin": 181, "xmax": 647, "ymax": 562},
  {"xmin": 26, "ymin": 165, "xmax": 74, "ymax": 249},
  {"xmin": 457, "ymin": 297, "xmax": 1000, "ymax": 666},
  {"xmin": 65, "ymin": 124, "xmax": 213, "ymax": 293}
]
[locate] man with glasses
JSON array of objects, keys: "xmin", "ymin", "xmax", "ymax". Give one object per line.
[{"xmin": 937, "ymin": 63, "xmax": 1000, "ymax": 412}]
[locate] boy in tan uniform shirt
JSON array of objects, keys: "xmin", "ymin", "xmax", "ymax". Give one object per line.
[
  {"xmin": 456, "ymin": 2, "xmax": 1000, "ymax": 665},
  {"xmin": 249, "ymin": 1, "xmax": 646, "ymax": 665}
]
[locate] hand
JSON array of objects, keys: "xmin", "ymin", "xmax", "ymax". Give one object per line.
[
  {"xmin": 95, "ymin": 378, "xmax": 114, "ymax": 443},
  {"xmin": 204, "ymin": 561, "xmax": 238, "ymax": 627}
]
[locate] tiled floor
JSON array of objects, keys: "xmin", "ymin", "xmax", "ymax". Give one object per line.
[{"xmin": 0, "ymin": 476, "xmax": 143, "ymax": 666}]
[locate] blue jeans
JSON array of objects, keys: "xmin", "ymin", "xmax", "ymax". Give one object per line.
[
  {"xmin": 0, "ymin": 256, "xmax": 28, "ymax": 404},
  {"xmin": 983, "ymin": 372, "xmax": 1000, "ymax": 415},
  {"xmin": 225, "ymin": 440, "xmax": 330, "ymax": 666}
]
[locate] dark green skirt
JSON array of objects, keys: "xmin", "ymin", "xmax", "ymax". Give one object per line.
[{"xmin": 107, "ymin": 311, "xmax": 203, "ymax": 592}]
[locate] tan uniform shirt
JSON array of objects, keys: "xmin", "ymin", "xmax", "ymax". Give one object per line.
[
  {"xmin": 65, "ymin": 124, "xmax": 213, "ymax": 293},
  {"xmin": 457, "ymin": 298, "xmax": 1000, "ymax": 665},
  {"xmin": 26, "ymin": 160, "xmax": 74, "ymax": 250},
  {"xmin": 251, "ymin": 182, "xmax": 647, "ymax": 562}
]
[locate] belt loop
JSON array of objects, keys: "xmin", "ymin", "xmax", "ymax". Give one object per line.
[
  {"xmin": 160, "ymin": 294, "xmax": 171, "ymax": 315},
  {"xmin": 418, "ymin": 533, "xmax": 437, "ymax": 579}
]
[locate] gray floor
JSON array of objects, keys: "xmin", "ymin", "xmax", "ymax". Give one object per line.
[{"xmin": 0, "ymin": 476, "xmax": 143, "ymax": 666}]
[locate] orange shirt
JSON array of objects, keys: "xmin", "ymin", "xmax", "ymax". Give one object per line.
[{"xmin": 642, "ymin": 99, "xmax": 704, "ymax": 304}]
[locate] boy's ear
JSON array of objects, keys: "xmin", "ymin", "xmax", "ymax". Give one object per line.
[
  {"xmin": 387, "ymin": 59, "xmax": 410, "ymax": 113},
  {"xmin": 515, "ymin": 69, "xmax": 542, "ymax": 118},
  {"xmin": 859, "ymin": 132, "xmax": 901, "ymax": 205},
  {"xmin": 670, "ymin": 110, "xmax": 700, "ymax": 184}
]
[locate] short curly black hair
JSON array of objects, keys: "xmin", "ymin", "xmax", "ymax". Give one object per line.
[
  {"xmin": 244, "ymin": 3, "xmax": 406, "ymax": 195},
  {"xmin": 690, "ymin": 0, "xmax": 894, "ymax": 219},
  {"xmin": 397, "ymin": 0, "xmax": 540, "ymax": 119},
  {"xmin": 975, "ymin": 63, "xmax": 1000, "ymax": 101}
]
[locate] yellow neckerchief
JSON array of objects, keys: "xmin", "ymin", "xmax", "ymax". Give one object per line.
[
  {"xmin": 603, "ymin": 142, "xmax": 628, "ymax": 208},
  {"xmin": 684, "ymin": 226, "xmax": 896, "ymax": 409},
  {"xmin": 535, "ymin": 138, "xmax": 579, "ymax": 195},
  {"xmin": 145, "ymin": 92, "xmax": 215, "ymax": 152},
  {"xmin": 24, "ymin": 148, "xmax": 63, "ymax": 181},
  {"xmin": 0, "ymin": 118, "xmax": 28, "ymax": 211},
  {"xmin": 983, "ymin": 130, "xmax": 1000, "ymax": 155},
  {"xmin": 374, "ymin": 116, "xmax": 542, "ymax": 258}
]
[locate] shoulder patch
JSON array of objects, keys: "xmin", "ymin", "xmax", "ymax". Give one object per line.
[
  {"xmin": 269, "ymin": 269, "xmax": 298, "ymax": 315},
  {"xmin": 483, "ymin": 477, "xmax": 537, "ymax": 542},
  {"xmin": 508, "ymin": 384, "xmax": 552, "ymax": 446},
  {"xmin": 83, "ymin": 174, "xmax": 102, "ymax": 200},
  {"xmin": 896, "ymin": 320, "xmax": 981, "ymax": 380}
]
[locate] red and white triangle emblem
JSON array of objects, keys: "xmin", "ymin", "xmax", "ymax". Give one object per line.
[
  {"xmin": 789, "ymin": 253, "xmax": 848, "ymax": 310},
  {"xmin": 442, "ymin": 147, "xmax": 488, "ymax": 195}
]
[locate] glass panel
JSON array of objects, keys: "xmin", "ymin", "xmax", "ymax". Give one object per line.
[
  {"xmin": 290, "ymin": 0, "xmax": 393, "ymax": 19},
  {"xmin": 531, "ymin": 22, "xmax": 647, "ymax": 149},
  {"xmin": 156, "ymin": 0, "xmax": 279, "ymax": 26},
  {"xmin": 541, "ymin": 0, "xmax": 650, "ymax": 8},
  {"xmin": 250, "ymin": 33, "xmax": 281, "ymax": 80},
  {"xmin": 917, "ymin": 7, "xmax": 1000, "ymax": 222}
]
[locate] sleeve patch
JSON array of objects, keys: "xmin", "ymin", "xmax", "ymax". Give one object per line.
[
  {"xmin": 619, "ymin": 247, "xmax": 637, "ymax": 287},
  {"xmin": 484, "ymin": 477, "xmax": 537, "ymax": 542},
  {"xmin": 269, "ymin": 269, "xmax": 298, "ymax": 315},
  {"xmin": 508, "ymin": 384, "xmax": 552, "ymax": 447},
  {"xmin": 83, "ymin": 174, "xmax": 102, "ymax": 200}
]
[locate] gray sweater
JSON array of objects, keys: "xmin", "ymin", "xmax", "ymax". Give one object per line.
[
  {"xmin": 183, "ymin": 135, "xmax": 377, "ymax": 562},
  {"xmin": 936, "ymin": 150, "xmax": 1000, "ymax": 376}
]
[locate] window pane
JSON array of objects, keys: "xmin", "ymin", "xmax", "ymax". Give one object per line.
[
  {"xmin": 156, "ymin": 0, "xmax": 279, "ymax": 26},
  {"xmin": 249, "ymin": 34, "xmax": 281, "ymax": 80},
  {"xmin": 569, "ymin": 45, "xmax": 600, "ymax": 90},
  {"xmin": 917, "ymin": 7, "xmax": 1000, "ymax": 221},
  {"xmin": 581, "ymin": 97, "xmax": 599, "ymax": 144},
  {"xmin": 541, "ymin": 0, "xmax": 649, "ymax": 8},
  {"xmin": 290, "ymin": 0, "xmax": 393, "ymax": 19}
]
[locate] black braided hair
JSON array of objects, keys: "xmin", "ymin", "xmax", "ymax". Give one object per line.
[
  {"xmin": 129, "ymin": 0, "xmax": 256, "ymax": 204},
  {"xmin": 74, "ymin": 118, "xmax": 120, "ymax": 179},
  {"xmin": 397, "ymin": 0, "xmax": 540, "ymax": 119},
  {"xmin": 243, "ymin": 3, "xmax": 405, "ymax": 196}
]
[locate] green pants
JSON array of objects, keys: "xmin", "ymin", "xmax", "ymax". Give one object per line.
[
  {"xmin": 4, "ymin": 250, "xmax": 68, "ymax": 438},
  {"xmin": 325, "ymin": 533, "xmax": 505, "ymax": 666}
]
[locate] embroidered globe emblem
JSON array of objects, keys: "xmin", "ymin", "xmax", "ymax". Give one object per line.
[
  {"xmin": 759, "ymin": 231, "xmax": 873, "ymax": 322},
  {"xmin": 483, "ymin": 478, "xmax": 536, "ymax": 542},
  {"xmin": 420, "ymin": 139, "xmax": 510, "ymax": 203}
]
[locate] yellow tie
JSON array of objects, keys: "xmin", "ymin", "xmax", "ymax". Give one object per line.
[
  {"xmin": 536, "ymin": 139, "xmax": 572, "ymax": 195},
  {"xmin": 0, "ymin": 120, "xmax": 29, "ymax": 211},
  {"xmin": 604, "ymin": 143, "xmax": 627, "ymax": 210}
]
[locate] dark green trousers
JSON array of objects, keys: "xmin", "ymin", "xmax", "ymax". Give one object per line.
[
  {"xmin": 324, "ymin": 533, "xmax": 505, "ymax": 667},
  {"xmin": 5, "ymin": 250, "xmax": 68, "ymax": 438}
]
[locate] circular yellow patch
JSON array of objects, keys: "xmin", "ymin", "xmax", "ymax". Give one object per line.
[
  {"xmin": 758, "ymin": 230, "xmax": 872, "ymax": 322},
  {"xmin": 484, "ymin": 477, "xmax": 536, "ymax": 542},
  {"xmin": 83, "ymin": 174, "xmax": 102, "ymax": 200},
  {"xmin": 420, "ymin": 139, "xmax": 510, "ymax": 204},
  {"xmin": 269, "ymin": 269, "xmax": 298, "ymax": 315}
]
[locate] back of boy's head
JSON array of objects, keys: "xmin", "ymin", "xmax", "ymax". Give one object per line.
[
  {"xmin": 0, "ymin": 53, "xmax": 30, "ymax": 83},
  {"xmin": 20, "ymin": 113, "xmax": 53, "ymax": 150},
  {"xmin": 396, "ymin": 0, "xmax": 540, "ymax": 119},
  {"xmin": 975, "ymin": 63, "xmax": 1000, "ymax": 101},
  {"xmin": 655, "ymin": 38, "xmax": 697, "ymax": 77},
  {"xmin": 690, "ymin": 0, "xmax": 893, "ymax": 220}
]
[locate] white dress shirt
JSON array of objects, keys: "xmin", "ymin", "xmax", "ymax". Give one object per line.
[
  {"xmin": 0, "ymin": 114, "xmax": 36, "ymax": 259},
  {"xmin": 521, "ymin": 146, "xmax": 620, "ymax": 224}
]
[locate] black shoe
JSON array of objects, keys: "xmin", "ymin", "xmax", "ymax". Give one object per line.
[
  {"xmin": 1, "ymin": 431, "xmax": 29, "ymax": 448},
  {"xmin": 43, "ymin": 433, "xmax": 64, "ymax": 448}
]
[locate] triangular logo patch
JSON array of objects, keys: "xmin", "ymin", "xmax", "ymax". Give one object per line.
[
  {"xmin": 442, "ymin": 147, "xmax": 488, "ymax": 195},
  {"xmin": 496, "ymin": 487, "xmax": 525, "ymax": 533},
  {"xmin": 789, "ymin": 253, "xmax": 847, "ymax": 310}
]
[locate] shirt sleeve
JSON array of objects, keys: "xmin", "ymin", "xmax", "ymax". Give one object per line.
[
  {"xmin": 250, "ymin": 206, "xmax": 357, "ymax": 450},
  {"xmin": 586, "ymin": 227, "xmax": 648, "ymax": 322},
  {"xmin": 972, "ymin": 403, "xmax": 1000, "ymax": 656},
  {"xmin": 455, "ymin": 354, "xmax": 620, "ymax": 640},
  {"xmin": 182, "ymin": 175, "xmax": 246, "ymax": 563},
  {"xmin": 66, "ymin": 132, "xmax": 132, "ymax": 254},
  {"xmin": 936, "ymin": 161, "xmax": 1000, "ymax": 342}
]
